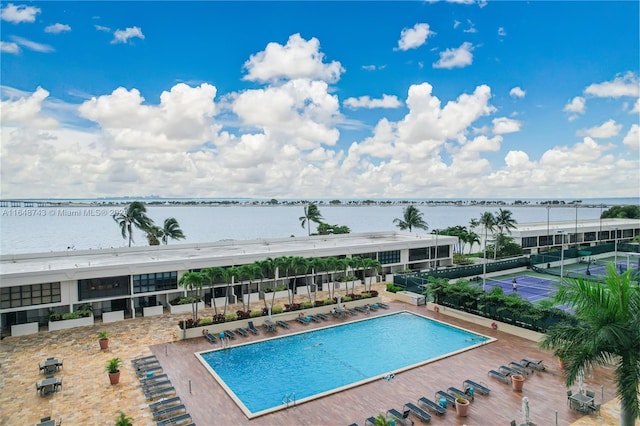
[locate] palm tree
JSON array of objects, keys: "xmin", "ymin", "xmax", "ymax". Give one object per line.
[
  {"xmin": 255, "ymin": 258, "xmax": 275, "ymax": 310},
  {"xmin": 219, "ymin": 267, "xmax": 239, "ymax": 316},
  {"xmin": 539, "ymin": 265, "xmax": 640, "ymax": 425},
  {"xmin": 112, "ymin": 201, "xmax": 154, "ymax": 247},
  {"xmin": 299, "ymin": 203, "xmax": 323, "ymax": 236},
  {"xmin": 325, "ymin": 256, "xmax": 340, "ymax": 299},
  {"xmin": 161, "ymin": 217, "xmax": 186, "ymax": 245},
  {"xmin": 494, "ymin": 208, "xmax": 517, "ymax": 258},
  {"xmin": 145, "ymin": 225, "xmax": 163, "ymax": 246},
  {"xmin": 362, "ymin": 258, "xmax": 382, "ymax": 292},
  {"xmin": 177, "ymin": 271, "xmax": 204, "ymax": 322},
  {"xmin": 350, "ymin": 256, "xmax": 364, "ymax": 294},
  {"xmin": 479, "ymin": 211, "xmax": 496, "ymax": 260},
  {"xmin": 467, "ymin": 231, "xmax": 481, "ymax": 255},
  {"xmin": 393, "ymin": 205, "xmax": 428, "ymax": 232},
  {"xmin": 238, "ymin": 264, "xmax": 260, "ymax": 312},
  {"xmin": 291, "ymin": 256, "xmax": 312, "ymax": 302},
  {"xmin": 273, "ymin": 256, "xmax": 295, "ymax": 305},
  {"xmin": 201, "ymin": 267, "xmax": 222, "ymax": 316},
  {"xmin": 311, "ymin": 257, "xmax": 327, "ymax": 303}
]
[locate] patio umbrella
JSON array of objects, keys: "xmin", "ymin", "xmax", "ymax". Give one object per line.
[
  {"xmin": 577, "ymin": 368, "xmax": 585, "ymax": 395},
  {"xmin": 522, "ymin": 396, "xmax": 530, "ymax": 425}
]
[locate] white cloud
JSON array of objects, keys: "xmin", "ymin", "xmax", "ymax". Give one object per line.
[
  {"xmin": 9, "ymin": 36, "xmax": 54, "ymax": 53},
  {"xmin": 630, "ymin": 98, "xmax": 640, "ymax": 114},
  {"xmin": 433, "ymin": 42, "xmax": 474, "ymax": 69},
  {"xmin": 492, "ymin": 117, "xmax": 522, "ymax": 134},
  {"xmin": 0, "ymin": 3, "xmax": 40, "ymax": 23},
  {"xmin": 563, "ymin": 96, "xmax": 586, "ymax": 114},
  {"xmin": 111, "ymin": 27, "xmax": 145, "ymax": 44},
  {"xmin": 1, "ymin": 86, "xmax": 58, "ymax": 128},
  {"xmin": 343, "ymin": 95, "xmax": 402, "ymax": 109},
  {"xmin": 0, "ymin": 41, "xmax": 20, "ymax": 54},
  {"xmin": 243, "ymin": 33, "xmax": 344, "ymax": 84},
  {"xmin": 95, "ymin": 24, "xmax": 111, "ymax": 32},
  {"xmin": 584, "ymin": 72, "xmax": 639, "ymax": 98},
  {"xmin": 396, "ymin": 23, "xmax": 435, "ymax": 51},
  {"xmin": 361, "ymin": 64, "xmax": 386, "ymax": 71},
  {"xmin": 462, "ymin": 19, "xmax": 477, "ymax": 33},
  {"xmin": 498, "ymin": 27, "xmax": 507, "ymax": 37},
  {"xmin": 577, "ymin": 119, "xmax": 622, "ymax": 139},
  {"xmin": 45, "ymin": 23, "xmax": 71, "ymax": 34},
  {"xmin": 509, "ymin": 87, "xmax": 525, "ymax": 98},
  {"xmin": 622, "ymin": 124, "xmax": 639, "ymax": 150}
]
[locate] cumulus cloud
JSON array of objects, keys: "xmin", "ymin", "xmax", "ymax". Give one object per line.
[
  {"xmin": 9, "ymin": 36, "xmax": 54, "ymax": 53},
  {"xmin": 95, "ymin": 24, "xmax": 111, "ymax": 32},
  {"xmin": 564, "ymin": 96, "xmax": 585, "ymax": 114},
  {"xmin": 45, "ymin": 23, "xmax": 71, "ymax": 34},
  {"xmin": 343, "ymin": 95, "xmax": 402, "ymax": 109},
  {"xmin": 498, "ymin": 27, "xmax": 507, "ymax": 37},
  {"xmin": 433, "ymin": 42, "xmax": 474, "ymax": 69},
  {"xmin": 111, "ymin": 26, "xmax": 145, "ymax": 44},
  {"xmin": 577, "ymin": 119, "xmax": 622, "ymax": 139},
  {"xmin": 509, "ymin": 87, "xmax": 525, "ymax": 98},
  {"xmin": 584, "ymin": 72, "xmax": 639, "ymax": 98},
  {"xmin": 1, "ymin": 3, "xmax": 40, "ymax": 23},
  {"xmin": 492, "ymin": 117, "xmax": 522, "ymax": 134},
  {"xmin": 243, "ymin": 33, "xmax": 344, "ymax": 83},
  {"xmin": 362, "ymin": 64, "xmax": 386, "ymax": 71},
  {"xmin": 396, "ymin": 23, "xmax": 435, "ymax": 51},
  {"xmin": 0, "ymin": 41, "xmax": 20, "ymax": 54},
  {"xmin": 622, "ymin": 124, "xmax": 639, "ymax": 150},
  {"xmin": 1, "ymin": 86, "xmax": 58, "ymax": 128},
  {"xmin": 630, "ymin": 98, "xmax": 640, "ymax": 114}
]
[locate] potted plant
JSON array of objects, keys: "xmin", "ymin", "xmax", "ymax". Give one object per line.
[
  {"xmin": 455, "ymin": 394, "xmax": 470, "ymax": 417},
  {"xmin": 98, "ymin": 331, "xmax": 110, "ymax": 350},
  {"xmin": 106, "ymin": 357, "xmax": 123, "ymax": 385},
  {"xmin": 511, "ymin": 374, "xmax": 525, "ymax": 391},
  {"xmin": 114, "ymin": 411, "xmax": 133, "ymax": 426}
]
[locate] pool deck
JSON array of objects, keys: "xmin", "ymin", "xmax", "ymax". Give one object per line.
[{"xmin": 0, "ymin": 284, "xmax": 624, "ymax": 425}]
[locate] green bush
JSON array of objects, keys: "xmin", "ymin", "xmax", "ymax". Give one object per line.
[
  {"xmin": 198, "ymin": 317, "xmax": 213, "ymax": 326},
  {"xmin": 342, "ymin": 296, "xmax": 352, "ymax": 302},
  {"xmin": 300, "ymin": 301, "xmax": 313, "ymax": 309},
  {"xmin": 338, "ymin": 275, "xmax": 358, "ymax": 282},
  {"xmin": 386, "ymin": 283, "xmax": 404, "ymax": 293},
  {"xmin": 250, "ymin": 310, "xmax": 263, "ymax": 318},
  {"xmin": 272, "ymin": 305, "xmax": 284, "ymax": 314},
  {"xmin": 224, "ymin": 313, "xmax": 238, "ymax": 322},
  {"xmin": 323, "ymin": 299, "xmax": 334, "ymax": 306},
  {"xmin": 170, "ymin": 296, "xmax": 200, "ymax": 305}
]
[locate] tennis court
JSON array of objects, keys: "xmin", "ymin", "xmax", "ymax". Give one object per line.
[
  {"xmin": 572, "ymin": 259, "xmax": 639, "ymax": 278},
  {"xmin": 482, "ymin": 275, "xmax": 558, "ymax": 303}
]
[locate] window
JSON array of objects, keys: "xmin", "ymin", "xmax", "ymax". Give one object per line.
[
  {"xmin": 133, "ymin": 272, "xmax": 178, "ymax": 294},
  {"xmin": 539, "ymin": 235, "xmax": 552, "ymax": 246},
  {"xmin": 584, "ymin": 232, "xmax": 597, "ymax": 242},
  {"xmin": 354, "ymin": 252, "xmax": 376, "ymax": 260},
  {"xmin": 0, "ymin": 282, "xmax": 61, "ymax": 309},
  {"xmin": 522, "ymin": 237, "xmax": 537, "ymax": 248},
  {"xmin": 409, "ymin": 248, "xmax": 429, "ymax": 261},
  {"xmin": 378, "ymin": 250, "xmax": 400, "ymax": 264},
  {"xmin": 78, "ymin": 276, "xmax": 130, "ymax": 300}
]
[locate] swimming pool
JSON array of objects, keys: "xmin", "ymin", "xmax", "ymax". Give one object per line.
[{"xmin": 196, "ymin": 311, "xmax": 491, "ymax": 418}]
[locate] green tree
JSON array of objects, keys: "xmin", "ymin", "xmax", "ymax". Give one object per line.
[
  {"xmin": 201, "ymin": 267, "xmax": 222, "ymax": 316},
  {"xmin": 316, "ymin": 222, "xmax": 351, "ymax": 235},
  {"xmin": 219, "ymin": 267, "xmax": 239, "ymax": 316},
  {"xmin": 238, "ymin": 263, "xmax": 260, "ymax": 312},
  {"xmin": 145, "ymin": 225, "xmax": 163, "ymax": 246},
  {"xmin": 479, "ymin": 211, "xmax": 496, "ymax": 259},
  {"xmin": 112, "ymin": 201, "xmax": 154, "ymax": 247},
  {"xmin": 325, "ymin": 256, "xmax": 340, "ymax": 299},
  {"xmin": 177, "ymin": 271, "xmax": 204, "ymax": 322},
  {"xmin": 494, "ymin": 208, "xmax": 517, "ymax": 258},
  {"xmin": 601, "ymin": 205, "xmax": 640, "ymax": 219},
  {"xmin": 299, "ymin": 203, "xmax": 324, "ymax": 236},
  {"xmin": 311, "ymin": 257, "xmax": 327, "ymax": 302},
  {"xmin": 393, "ymin": 205, "xmax": 428, "ymax": 232},
  {"xmin": 161, "ymin": 217, "xmax": 186, "ymax": 244},
  {"xmin": 539, "ymin": 265, "xmax": 640, "ymax": 425},
  {"xmin": 255, "ymin": 258, "xmax": 275, "ymax": 310},
  {"xmin": 362, "ymin": 258, "xmax": 382, "ymax": 292}
]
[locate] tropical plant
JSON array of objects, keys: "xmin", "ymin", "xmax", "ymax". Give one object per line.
[
  {"xmin": 255, "ymin": 258, "xmax": 275, "ymax": 310},
  {"xmin": 201, "ymin": 267, "xmax": 222, "ymax": 316},
  {"xmin": 112, "ymin": 201, "xmax": 154, "ymax": 247},
  {"xmin": 539, "ymin": 265, "xmax": 640, "ymax": 425},
  {"xmin": 219, "ymin": 266, "xmax": 239, "ymax": 316},
  {"xmin": 325, "ymin": 257, "xmax": 340, "ymax": 299},
  {"xmin": 374, "ymin": 414, "xmax": 394, "ymax": 426},
  {"xmin": 97, "ymin": 331, "xmax": 110, "ymax": 340},
  {"xmin": 479, "ymin": 211, "xmax": 496, "ymax": 259},
  {"xmin": 494, "ymin": 208, "xmax": 517, "ymax": 258},
  {"xmin": 393, "ymin": 205, "xmax": 428, "ymax": 232},
  {"xmin": 105, "ymin": 357, "xmax": 123, "ymax": 374},
  {"xmin": 178, "ymin": 271, "xmax": 204, "ymax": 322},
  {"xmin": 161, "ymin": 217, "xmax": 186, "ymax": 244},
  {"xmin": 145, "ymin": 225, "xmax": 163, "ymax": 245},
  {"xmin": 601, "ymin": 205, "xmax": 640, "ymax": 219},
  {"xmin": 362, "ymin": 258, "xmax": 382, "ymax": 292},
  {"xmin": 299, "ymin": 203, "xmax": 323, "ymax": 236},
  {"xmin": 114, "ymin": 411, "xmax": 133, "ymax": 426},
  {"xmin": 316, "ymin": 222, "xmax": 351, "ymax": 235}
]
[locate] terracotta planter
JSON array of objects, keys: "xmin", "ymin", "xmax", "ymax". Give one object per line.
[
  {"xmin": 455, "ymin": 398, "xmax": 470, "ymax": 417},
  {"xmin": 99, "ymin": 338, "xmax": 109, "ymax": 350},
  {"xmin": 108, "ymin": 371, "xmax": 120, "ymax": 385},
  {"xmin": 512, "ymin": 374, "xmax": 525, "ymax": 391}
]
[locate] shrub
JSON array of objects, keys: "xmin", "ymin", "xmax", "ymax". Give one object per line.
[
  {"xmin": 170, "ymin": 296, "xmax": 200, "ymax": 305},
  {"xmin": 323, "ymin": 299, "xmax": 334, "ymax": 306},
  {"xmin": 224, "ymin": 313, "xmax": 238, "ymax": 322},
  {"xmin": 212, "ymin": 314, "xmax": 225, "ymax": 324},
  {"xmin": 300, "ymin": 301, "xmax": 314, "ymax": 309},
  {"xmin": 272, "ymin": 305, "xmax": 284, "ymax": 314},
  {"xmin": 250, "ymin": 310, "xmax": 263, "ymax": 318},
  {"xmin": 338, "ymin": 275, "xmax": 358, "ymax": 282},
  {"xmin": 198, "ymin": 317, "xmax": 213, "ymax": 326},
  {"xmin": 284, "ymin": 303, "xmax": 301, "ymax": 311},
  {"xmin": 236, "ymin": 310, "xmax": 250, "ymax": 320},
  {"xmin": 342, "ymin": 296, "xmax": 352, "ymax": 302},
  {"xmin": 370, "ymin": 290, "xmax": 379, "ymax": 297},
  {"xmin": 386, "ymin": 283, "xmax": 404, "ymax": 293}
]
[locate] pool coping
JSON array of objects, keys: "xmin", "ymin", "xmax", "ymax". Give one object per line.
[{"xmin": 194, "ymin": 310, "xmax": 496, "ymax": 419}]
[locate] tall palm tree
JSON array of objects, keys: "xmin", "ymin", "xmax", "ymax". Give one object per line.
[
  {"xmin": 393, "ymin": 205, "xmax": 428, "ymax": 232},
  {"xmin": 161, "ymin": 217, "xmax": 186, "ymax": 245},
  {"xmin": 219, "ymin": 267, "xmax": 239, "ymax": 316},
  {"xmin": 299, "ymin": 203, "xmax": 323, "ymax": 236},
  {"xmin": 177, "ymin": 271, "xmax": 204, "ymax": 322},
  {"xmin": 238, "ymin": 264, "xmax": 259, "ymax": 312},
  {"xmin": 112, "ymin": 201, "xmax": 154, "ymax": 247},
  {"xmin": 467, "ymin": 231, "xmax": 481, "ymax": 255},
  {"xmin": 325, "ymin": 256, "xmax": 340, "ymax": 299},
  {"xmin": 539, "ymin": 265, "xmax": 640, "ymax": 425},
  {"xmin": 201, "ymin": 267, "xmax": 222, "ymax": 316},
  {"xmin": 479, "ymin": 211, "xmax": 496, "ymax": 260},
  {"xmin": 145, "ymin": 225, "xmax": 163, "ymax": 246},
  {"xmin": 494, "ymin": 208, "xmax": 517, "ymax": 258},
  {"xmin": 291, "ymin": 256, "xmax": 312, "ymax": 302},
  {"xmin": 350, "ymin": 256, "xmax": 364, "ymax": 294},
  {"xmin": 311, "ymin": 257, "xmax": 327, "ymax": 303},
  {"xmin": 255, "ymin": 258, "xmax": 275, "ymax": 310},
  {"xmin": 362, "ymin": 258, "xmax": 382, "ymax": 292}
]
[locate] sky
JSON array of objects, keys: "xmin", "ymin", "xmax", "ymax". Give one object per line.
[{"xmin": 1, "ymin": 1, "xmax": 639, "ymax": 200}]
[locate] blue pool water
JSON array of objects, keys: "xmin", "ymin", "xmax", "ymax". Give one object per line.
[{"xmin": 197, "ymin": 312, "xmax": 489, "ymax": 416}]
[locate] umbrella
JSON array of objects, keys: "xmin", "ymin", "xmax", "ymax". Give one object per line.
[
  {"xmin": 577, "ymin": 368, "xmax": 585, "ymax": 395},
  {"xmin": 522, "ymin": 396, "xmax": 530, "ymax": 425}
]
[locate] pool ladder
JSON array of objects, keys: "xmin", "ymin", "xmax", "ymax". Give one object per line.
[{"xmin": 282, "ymin": 392, "xmax": 296, "ymax": 408}]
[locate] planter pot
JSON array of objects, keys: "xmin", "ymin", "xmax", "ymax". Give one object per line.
[
  {"xmin": 99, "ymin": 338, "xmax": 109, "ymax": 350},
  {"xmin": 455, "ymin": 398, "xmax": 470, "ymax": 417},
  {"xmin": 48, "ymin": 314, "xmax": 94, "ymax": 331},
  {"xmin": 108, "ymin": 371, "xmax": 120, "ymax": 385},
  {"xmin": 169, "ymin": 301, "xmax": 204, "ymax": 315},
  {"xmin": 558, "ymin": 358, "xmax": 567, "ymax": 370},
  {"xmin": 512, "ymin": 374, "xmax": 525, "ymax": 391}
]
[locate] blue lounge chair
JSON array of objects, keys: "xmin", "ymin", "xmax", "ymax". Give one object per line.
[
  {"xmin": 462, "ymin": 379, "xmax": 490, "ymax": 395},
  {"xmin": 354, "ymin": 306, "xmax": 367, "ymax": 313},
  {"xmin": 132, "ymin": 355, "xmax": 157, "ymax": 365},
  {"xmin": 521, "ymin": 358, "xmax": 546, "ymax": 371},
  {"xmin": 140, "ymin": 373, "xmax": 168, "ymax": 385},
  {"xmin": 418, "ymin": 397, "xmax": 446, "ymax": 415},
  {"xmin": 296, "ymin": 316, "xmax": 310, "ymax": 325},
  {"xmin": 149, "ymin": 396, "xmax": 181, "ymax": 411},
  {"xmin": 403, "ymin": 402, "xmax": 431, "ymax": 423},
  {"xmin": 156, "ymin": 413, "xmax": 192, "ymax": 426},
  {"xmin": 435, "ymin": 390, "xmax": 456, "ymax": 407},
  {"xmin": 152, "ymin": 404, "xmax": 186, "ymax": 420},
  {"xmin": 365, "ymin": 417, "xmax": 377, "ymax": 426},
  {"xmin": 224, "ymin": 330, "xmax": 237, "ymax": 339},
  {"xmin": 316, "ymin": 313, "xmax": 329, "ymax": 320},
  {"xmin": 247, "ymin": 321, "xmax": 259, "ymax": 334},
  {"xmin": 277, "ymin": 320, "xmax": 290, "ymax": 329},
  {"xmin": 235, "ymin": 327, "xmax": 249, "ymax": 336},
  {"xmin": 370, "ymin": 303, "xmax": 379, "ymax": 311},
  {"xmin": 488, "ymin": 369, "xmax": 511, "ymax": 384},
  {"xmin": 134, "ymin": 359, "xmax": 160, "ymax": 369},
  {"xmin": 204, "ymin": 333, "xmax": 216, "ymax": 343},
  {"xmin": 136, "ymin": 365, "xmax": 163, "ymax": 377},
  {"xmin": 308, "ymin": 315, "xmax": 321, "ymax": 322},
  {"xmin": 386, "ymin": 408, "xmax": 414, "ymax": 426},
  {"xmin": 378, "ymin": 302, "xmax": 390, "ymax": 309},
  {"xmin": 448, "ymin": 386, "xmax": 474, "ymax": 402}
]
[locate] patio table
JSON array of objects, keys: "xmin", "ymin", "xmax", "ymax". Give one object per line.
[
  {"xmin": 262, "ymin": 320, "xmax": 276, "ymax": 332},
  {"xmin": 37, "ymin": 377, "xmax": 61, "ymax": 396},
  {"xmin": 569, "ymin": 392, "xmax": 593, "ymax": 411},
  {"xmin": 35, "ymin": 420, "xmax": 56, "ymax": 426}
]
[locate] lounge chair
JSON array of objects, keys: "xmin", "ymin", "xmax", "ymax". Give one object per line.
[
  {"xmin": 447, "ymin": 386, "xmax": 474, "ymax": 402},
  {"xmin": 277, "ymin": 320, "xmax": 290, "ymax": 329},
  {"xmin": 156, "ymin": 413, "xmax": 192, "ymax": 426},
  {"xmin": 378, "ymin": 302, "xmax": 390, "ymax": 309},
  {"xmin": 403, "ymin": 402, "xmax": 432, "ymax": 423},
  {"xmin": 152, "ymin": 404, "xmax": 186, "ymax": 420},
  {"xmin": 364, "ymin": 417, "xmax": 377, "ymax": 426},
  {"xmin": 508, "ymin": 361, "xmax": 533, "ymax": 376},
  {"xmin": 136, "ymin": 365, "xmax": 163, "ymax": 377},
  {"xmin": 354, "ymin": 306, "xmax": 367, "ymax": 313},
  {"xmin": 204, "ymin": 333, "xmax": 216, "ymax": 343},
  {"xmin": 308, "ymin": 315, "xmax": 321, "ymax": 322},
  {"xmin": 140, "ymin": 373, "xmax": 168, "ymax": 385},
  {"xmin": 499, "ymin": 365, "xmax": 522, "ymax": 376},
  {"xmin": 488, "ymin": 369, "xmax": 511, "ymax": 384},
  {"xmin": 386, "ymin": 408, "xmax": 414, "ymax": 426},
  {"xmin": 347, "ymin": 308, "xmax": 358, "ymax": 315},
  {"xmin": 418, "ymin": 397, "xmax": 446, "ymax": 415},
  {"xmin": 296, "ymin": 317, "xmax": 310, "ymax": 325},
  {"xmin": 370, "ymin": 303, "xmax": 379, "ymax": 311},
  {"xmin": 235, "ymin": 327, "xmax": 249, "ymax": 336},
  {"xmin": 143, "ymin": 380, "xmax": 172, "ymax": 391},
  {"xmin": 316, "ymin": 313, "xmax": 330, "ymax": 320},
  {"xmin": 521, "ymin": 358, "xmax": 546, "ymax": 371},
  {"xmin": 434, "ymin": 390, "xmax": 456, "ymax": 407},
  {"xmin": 135, "ymin": 359, "xmax": 160, "ymax": 369},
  {"xmin": 224, "ymin": 330, "xmax": 237, "ymax": 339},
  {"xmin": 132, "ymin": 355, "xmax": 157, "ymax": 364},
  {"xmin": 149, "ymin": 396, "xmax": 181, "ymax": 411},
  {"xmin": 462, "ymin": 379, "xmax": 490, "ymax": 395},
  {"xmin": 145, "ymin": 385, "xmax": 175, "ymax": 400},
  {"xmin": 247, "ymin": 321, "xmax": 259, "ymax": 334}
]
